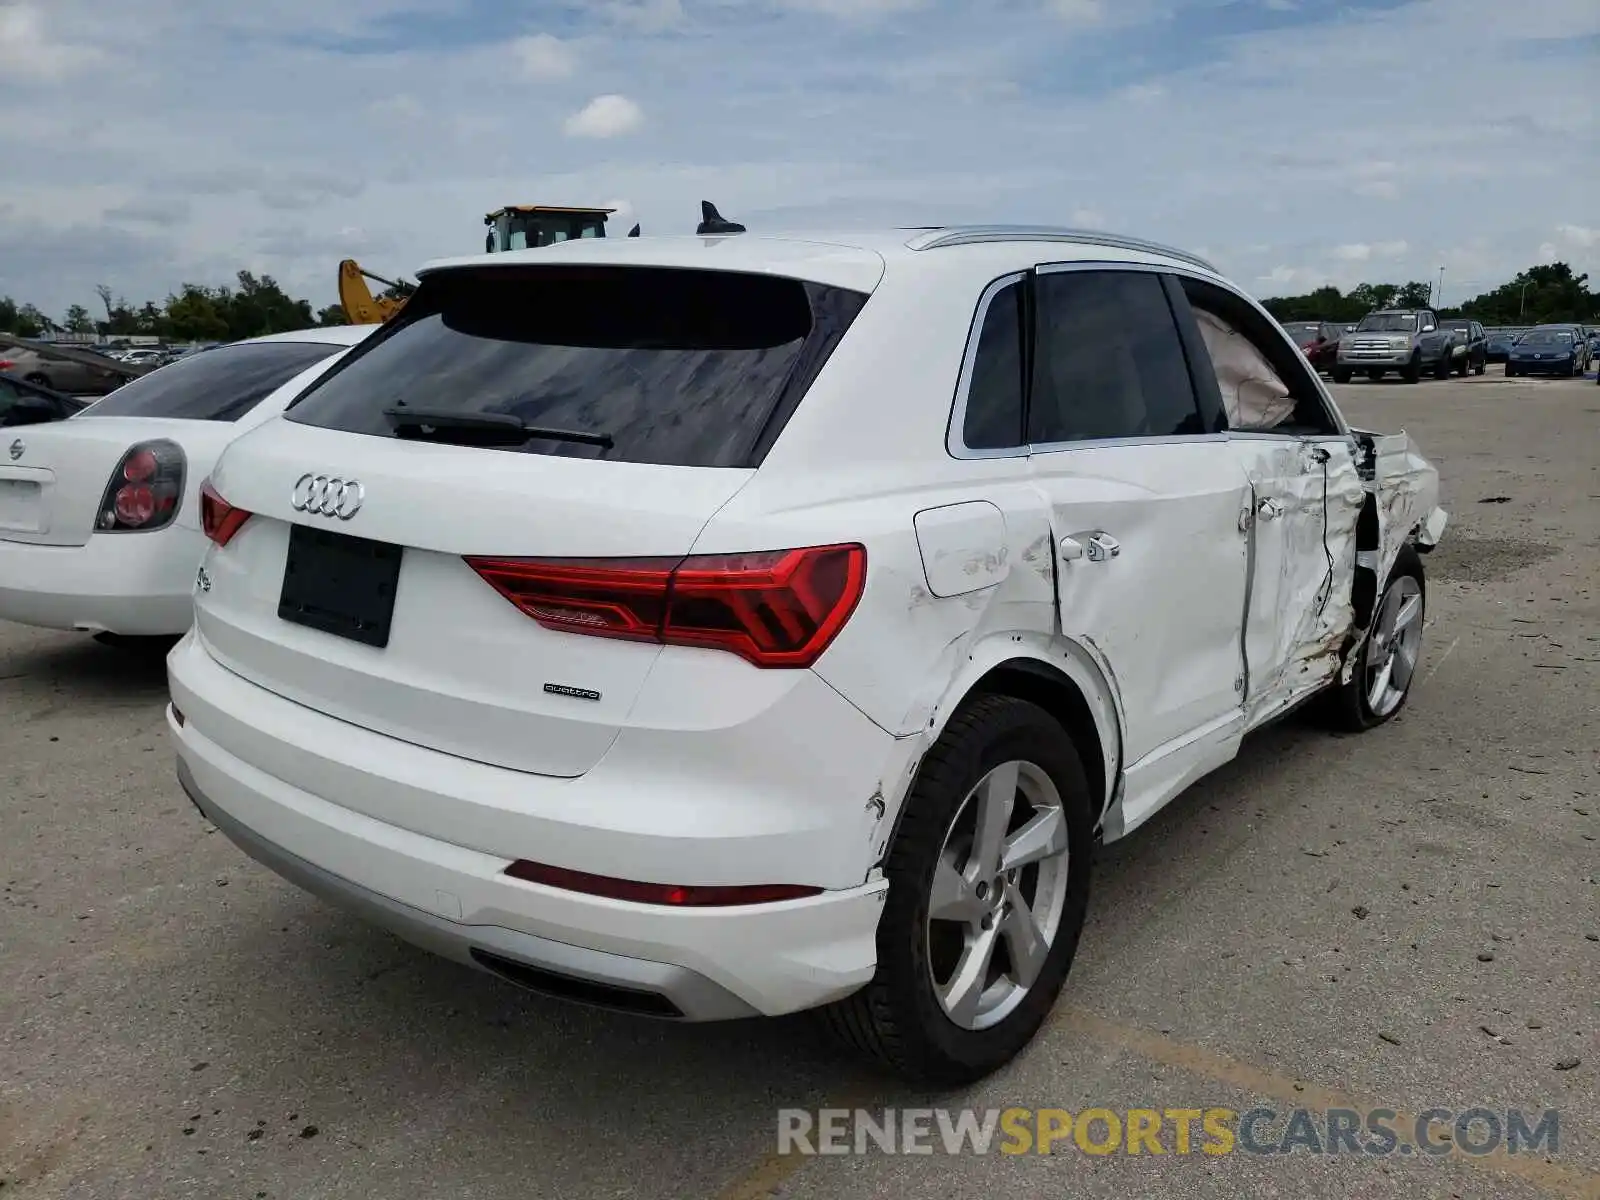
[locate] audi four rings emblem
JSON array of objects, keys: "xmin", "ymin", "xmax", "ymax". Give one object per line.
[{"xmin": 290, "ymin": 473, "xmax": 365, "ymax": 520}]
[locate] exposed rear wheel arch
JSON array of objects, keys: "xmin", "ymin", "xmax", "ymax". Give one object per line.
[{"xmin": 967, "ymin": 660, "xmax": 1110, "ymax": 820}]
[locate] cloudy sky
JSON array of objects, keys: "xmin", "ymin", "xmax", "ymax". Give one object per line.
[{"xmin": 1, "ymin": 0, "xmax": 1595, "ymax": 318}]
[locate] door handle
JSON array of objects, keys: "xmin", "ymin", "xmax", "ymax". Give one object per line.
[
  {"xmin": 1058, "ymin": 535, "xmax": 1084, "ymax": 561},
  {"xmin": 1257, "ymin": 498, "xmax": 1285, "ymax": 522},
  {"xmin": 1086, "ymin": 533, "xmax": 1120, "ymax": 562}
]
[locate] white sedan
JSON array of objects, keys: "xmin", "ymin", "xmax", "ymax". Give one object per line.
[{"xmin": 0, "ymin": 325, "xmax": 376, "ymax": 641}]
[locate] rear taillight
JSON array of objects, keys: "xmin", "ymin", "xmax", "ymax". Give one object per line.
[
  {"xmin": 0, "ymin": 360, "xmax": 14, "ymax": 371},
  {"xmin": 96, "ymin": 440, "xmax": 185, "ymax": 533},
  {"xmin": 504, "ymin": 860, "xmax": 822, "ymax": 906},
  {"xmin": 466, "ymin": 543, "xmax": 866, "ymax": 669},
  {"xmin": 199, "ymin": 479, "xmax": 251, "ymax": 547}
]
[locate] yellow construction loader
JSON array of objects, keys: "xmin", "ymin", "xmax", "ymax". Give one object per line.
[{"xmin": 337, "ymin": 204, "xmax": 639, "ymax": 325}]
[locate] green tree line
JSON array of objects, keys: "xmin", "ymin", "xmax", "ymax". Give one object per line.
[
  {"xmin": 1260, "ymin": 263, "xmax": 1595, "ymax": 326},
  {"xmin": 0, "ymin": 272, "xmax": 352, "ymax": 342}
]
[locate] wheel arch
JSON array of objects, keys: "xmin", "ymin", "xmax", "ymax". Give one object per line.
[{"xmin": 879, "ymin": 634, "xmax": 1124, "ymax": 864}]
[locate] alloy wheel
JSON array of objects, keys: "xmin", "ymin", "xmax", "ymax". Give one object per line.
[
  {"xmin": 1365, "ymin": 575, "xmax": 1424, "ymax": 717},
  {"xmin": 925, "ymin": 760, "xmax": 1071, "ymax": 1031}
]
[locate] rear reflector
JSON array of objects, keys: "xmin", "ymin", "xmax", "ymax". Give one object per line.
[
  {"xmin": 199, "ymin": 479, "xmax": 251, "ymax": 547},
  {"xmin": 504, "ymin": 860, "xmax": 823, "ymax": 907},
  {"xmin": 465, "ymin": 543, "xmax": 866, "ymax": 669}
]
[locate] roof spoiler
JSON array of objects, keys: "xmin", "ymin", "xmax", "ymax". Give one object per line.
[{"xmin": 696, "ymin": 201, "xmax": 745, "ymax": 236}]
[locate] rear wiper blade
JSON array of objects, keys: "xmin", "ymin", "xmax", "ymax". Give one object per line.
[{"xmin": 381, "ymin": 406, "xmax": 613, "ymax": 449}]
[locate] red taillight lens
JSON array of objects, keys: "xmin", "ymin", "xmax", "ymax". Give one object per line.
[
  {"xmin": 96, "ymin": 440, "xmax": 184, "ymax": 532},
  {"xmin": 0, "ymin": 360, "xmax": 15, "ymax": 371},
  {"xmin": 465, "ymin": 543, "xmax": 866, "ymax": 669},
  {"xmin": 122, "ymin": 448, "xmax": 158, "ymax": 482},
  {"xmin": 504, "ymin": 860, "xmax": 822, "ymax": 906},
  {"xmin": 199, "ymin": 479, "xmax": 251, "ymax": 547}
]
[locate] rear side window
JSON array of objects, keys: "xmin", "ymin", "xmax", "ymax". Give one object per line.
[
  {"xmin": 1029, "ymin": 270, "xmax": 1203, "ymax": 444},
  {"xmin": 79, "ymin": 341, "xmax": 341, "ymax": 422},
  {"xmin": 286, "ymin": 266, "xmax": 869, "ymax": 468},
  {"xmin": 961, "ymin": 280, "xmax": 1026, "ymax": 450}
]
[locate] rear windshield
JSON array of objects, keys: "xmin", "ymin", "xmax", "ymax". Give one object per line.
[
  {"xmin": 285, "ymin": 265, "xmax": 869, "ymax": 468},
  {"xmin": 1281, "ymin": 322, "xmax": 1323, "ymax": 341},
  {"xmin": 79, "ymin": 340, "xmax": 341, "ymax": 422}
]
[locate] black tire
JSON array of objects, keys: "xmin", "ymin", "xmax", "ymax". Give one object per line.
[
  {"xmin": 1402, "ymin": 354, "xmax": 1421, "ymax": 383},
  {"xmin": 820, "ymin": 694, "xmax": 1094, "ymax": 1085},
  {"xmin": 1455, "ymin": 351, "xmax": 1469, "ymax": 377},
  {"xmin": 1432, "ymin": 353, "xmax": 1450, "ymax": 380},
  {"xmin": 1324, "ymin": 545, "xmax": 1426, "ymax": 733},
  {"xmin": 1505, "ymin": 364, "xmax": 1518, "ymax": 378},
  {"xmin": 1474, "ymin": 356, "xmax": 1486, "ymax": 375},
  {"xmin": 24, "ymin": 372, "xmax": 53, "ymax": 389},
  {"xmin": 1331, "ymin": 367, "xmax": 1352, "ymax": 384}
]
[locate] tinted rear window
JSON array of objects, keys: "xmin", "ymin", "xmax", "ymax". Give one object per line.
[
  {"xmin": 285, "ymin": 265, "xmax": 868, "ymax": 468},
  {"xmin": 79, "ymin": 341, "xmax": 341, "ymax": 421}
]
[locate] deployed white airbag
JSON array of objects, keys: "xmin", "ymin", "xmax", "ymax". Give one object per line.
[{"xmin": 1195, "ymin": 308, "xmax": 1296, "ymax": 430}]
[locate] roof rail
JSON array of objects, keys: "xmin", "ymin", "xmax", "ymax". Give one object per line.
[{"xmin": 905, "ymin": 225, "xmax": 1219, "ymax": 274}]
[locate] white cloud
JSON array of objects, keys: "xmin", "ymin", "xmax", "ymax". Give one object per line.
[
  {"xmin": 0, "ymin": 3, "xmax": 101, "ymax": 80},
  {"xmin": 1353, "ymin": 179, "xmax": 1399, "ymax": 200},
  {"xmin": 1118, "ymin": 83, "xmax": 1165, "ymax": 104},
  {"xmin": 783, "ymin": 0, "xmax": 926, "ymax": 14},
  {"xmin": 1048, "ymin": 0, "xmax": 1106, "ymax": 23},
  {"xmin": 1336, "ymin": 239, "xmax": 1408, "ymax": 261},
  {"xmin": 563, "ymin": 94, "xmax": 644, "ymax": 139},
  {"xmin": 1556, "ymin": 223, "xmax": 1598, "ymax": 248},
  {"xmin": 1539, "ymin": 242, "xmax": 1558, "ymax": 260},
  {"xmin": 601, "ymin": 0, "xmax": 684, "ymax": 31},
  {"xmin": 513, "ymin": 33, "xmax": 576, "ymax": 81}
]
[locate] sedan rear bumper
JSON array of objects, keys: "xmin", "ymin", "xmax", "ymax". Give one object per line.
[{"xmin": 0, "ymin": 525, "xmax": 202, "ymax": 635}]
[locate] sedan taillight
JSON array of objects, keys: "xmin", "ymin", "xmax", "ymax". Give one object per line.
[
  {"xmin": 96, "ymin": 440, "xmax": 185, "ymax": 533},
  {"xmin": 465, "ymin": 543, "xmax": 867, "ymax": 669}
]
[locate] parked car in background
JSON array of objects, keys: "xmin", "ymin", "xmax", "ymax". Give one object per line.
[
  {"xmin": 1332, "ymin": 308, "xmax": 1462, "ymax": 383},
  {"xmin": 1, "ymin": 372, "xmax": 92, "ymax": 426},
  {"xmin": 1438, "ymin": 318, "xmax": 1489, "ymax": 376},
  {"xmin": 169, "ymin": 225, "xmax": 1447, "ymax": 1085},
  {"xmin": 0, "ymin": 346, "xmax": 128, "ymax": 395},
  {"xmin": 1485, "ymin": 328, "xmax": 1526, "ymax": 363},
  {"xmin": 1279, "ymin": 320, "xmax": 1341, "ymax": 373},
  {"xmin": 0, "ymin": 325, "xmax": 377, "ymax": 641},
  {"xmin": 1505, "ymin": 326, "xmax": 1587, "ymax": 377}
]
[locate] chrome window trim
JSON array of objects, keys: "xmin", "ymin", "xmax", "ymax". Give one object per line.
[
  {"xmin": 946, "ymin": 259, "xmax": 1348, "ymax": 461},
  {"xmin": 944, "ymin": 271, "xmax": 1029, "ymax": 461}
]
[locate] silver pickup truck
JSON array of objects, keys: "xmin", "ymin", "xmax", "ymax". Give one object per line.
[{"xmin": 1333, "ymin": 309, "xmax": 1464, "ymax": 384}]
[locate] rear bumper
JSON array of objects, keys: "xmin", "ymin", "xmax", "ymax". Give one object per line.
[
  {"xmin": 1507, "ymin": 358, "xmax": 1576, "ymax": 375},
  {"xmin": 0, "ymin": 525, "xmax": 202, "ymax": 635},
  {"xmin": 166, "ymin": 632, "xmax": 897, "ymax": 1018}
]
